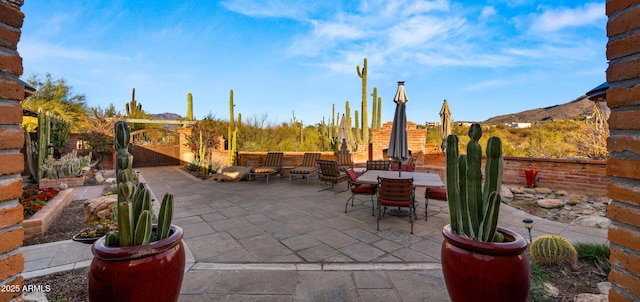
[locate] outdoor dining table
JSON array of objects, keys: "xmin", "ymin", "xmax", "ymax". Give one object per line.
[{"xmin": 356, "ymin": 170, "xmax": 445, "ymax": 218}]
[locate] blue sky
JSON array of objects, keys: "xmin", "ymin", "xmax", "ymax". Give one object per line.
[{"xmin": 19, "ymin": 0, "xmax": 607, "ymax": 125}]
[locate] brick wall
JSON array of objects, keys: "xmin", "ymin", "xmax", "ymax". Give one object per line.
[
  {"xmin": 0, "ymin": 1, "xmax": 24, "ymax": 301},
  {"xmin": 606, "ymin": 1, "xmax": 640, "ymax": 300},
  {"xmin": 368, "ymin": 121, "xmax": 429, "ymax": 165}
]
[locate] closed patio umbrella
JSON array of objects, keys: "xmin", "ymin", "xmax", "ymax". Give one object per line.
[
  {"xmin": 439, "ymin": 100, "xmax": 451, "ymax": 152},
  {"xmin": 387, "ymin": 81, "xmax": 409, "ymax": 176}
]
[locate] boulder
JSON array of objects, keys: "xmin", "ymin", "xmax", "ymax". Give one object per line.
[
  {"xmin": 84, "ymin": 195, "xmax": 117, "ymax": 222},
  {"xmin": 537, "ymin": 198, "xmax": 566, "ymax": 209},
  {"xmin": 571, "ymin": 216, "xmax": 610, "ymax": 229},
  {"xmin": 105, "ymin": 177, "xmax": 117, "ymax": 185}
]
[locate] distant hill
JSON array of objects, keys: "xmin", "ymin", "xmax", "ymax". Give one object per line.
[
  {"xmin": 151, "ymin": 112, "xmax": 182, "ymax": 120},
  {"xmin": 484, "ymin": 96, "xmax": 596, "ymax": 125}
]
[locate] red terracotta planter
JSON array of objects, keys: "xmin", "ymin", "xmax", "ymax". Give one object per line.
[
  {"xmin": 88, "ymin": 225, "xmax": 185, "ymax": 302},
  {"xmin": 441, "ymin": 224, "xmax": 530, "ymax": 302}
]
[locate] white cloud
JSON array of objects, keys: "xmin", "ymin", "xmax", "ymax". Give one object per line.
[
  {"xmin": 529, "ymin": 2, "xmax": 605, "ymax": 33},
  {"xmin": 480, "ymin": 6, "xmax": 497, "ymax": 20},
  {"xmin": 464, "ymin": 79, "xmax": 507, "ymax": 91},
  {"xmin": 19, "ymin": 39, "xmax": 126, "ymax": 62}
]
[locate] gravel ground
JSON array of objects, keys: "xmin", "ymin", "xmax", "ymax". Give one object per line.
[{"xmin": 23, "ymin": 199, "xmax": 91, "ymax": 302}]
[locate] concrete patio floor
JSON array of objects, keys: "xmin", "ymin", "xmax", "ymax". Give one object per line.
[{"xmin": 21, "ymin": 166, "xmax": 608, "ymax": 301}]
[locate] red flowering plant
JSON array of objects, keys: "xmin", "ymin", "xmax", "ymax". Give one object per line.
[{"xmin": 20, "ymin": 187, "xmax": 59, "ymax": 218}]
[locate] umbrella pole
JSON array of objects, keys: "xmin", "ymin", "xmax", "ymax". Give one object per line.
[{"xmin": 398, "ymin": 160, "xmax": 402, "ymax": 177}]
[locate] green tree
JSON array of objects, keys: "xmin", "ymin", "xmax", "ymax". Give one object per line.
[
  {"xmin": 22, "ymin": 73, "xmax": 88, "ymax": 132},
  {"xmin": 81, "ymin": 106, "xmax": 118, "ymax": 168}
]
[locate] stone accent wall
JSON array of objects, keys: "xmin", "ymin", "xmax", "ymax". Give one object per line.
[
  {"xmin": 606, "ymin": 1, "xmax": 640, "ymax": 300},
  {"xmin": 0, "ymin": 1, "xmax": 25, "ymax": 301}
]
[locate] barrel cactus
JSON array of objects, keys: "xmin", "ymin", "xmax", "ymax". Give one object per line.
[
  {"xmin": 446, "ymin": 123, "xmax": 504, "ymax": 242},
  {"xmin": 105, "ymin": 121, "xmax": 174, "ymax": 247},
  {"xmin": 529, "ymin": 235, "xmax": 577, "ymax": 267}
]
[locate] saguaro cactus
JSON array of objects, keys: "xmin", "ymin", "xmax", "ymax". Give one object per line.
[
  {"xmin": 376, "ymin": 96, "xmax": 382, "ymax": 129},
  {"xmin": 355, "ymin": 110, "xmax": 360, "ymax": 142},
  {"xmin": 357, "ymin": 58, "xmax": 369, "ymax": 142},
  {"xmin": 345, "ymin": 101, "xmax": 356, "ymax": 150},
  {"xmin": 187, "ymin": 93, "xmax": 193, "ymax": 121},
  {"xmin": 371, "ymin": 87, "xmax": 378, "ymax": 130},
  {"xmin": 228, "ymin": 89, "xmax": 237, "ymax": 166},
  {"xmin": 125, "ymin": 88, "xmax": 143, "ymax": 118},
  {"xmin": 446, "ymin": 123, "xmax": 504, "ymax": 242},
  {"xmin": 36, "ymin": 109, "xmax": 50, "ymax": 180}
]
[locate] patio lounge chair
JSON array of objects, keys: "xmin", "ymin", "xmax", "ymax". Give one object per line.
[
  {"xmin": 345, "ymin": 168, "xmax": 377, "ymax": 215},
  {"xmin": 289, "ymin": 152, "xmax": 321, "ymax": 184},
  {"xmin": 366, "ymin": 160, "xmax": 391, "ymax": 171},
  {"xmin": 391, "ymin": 156, "xmax": 417, "ymax": 172},
  {"xmin": 377, "ymin": 177, "xmax": 416, "ymax": 234},
  {"xmin": 248, "ymin": 152, "xmax": 283, "ymax": 184},
  {"xmin": 317, "ymin": 159, "xmax": 347, "ymax": 192},
  {"xmin": 336, "ymin": 152, "xmax": 353, "ymax": 171}
]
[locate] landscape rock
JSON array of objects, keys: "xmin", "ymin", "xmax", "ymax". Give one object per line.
[
  {"xmin": 510, "ymin": 186, "xmax": 525, "ymax": 194},
  {"xmin": 94, "ymin": 172, "xmax": 104, "ymax": 184},
  {"xmin": 574, "ymin": 293, "xmax": 607, "ymax": 302},
  {"xmin": 102, "ymin": 170, "xmax": 115, "ymax": 178},
  {"xmin": 597, "ymin": 282, "xmax": 611, "ymax": 295},
  {"xmin": 84, "ymin": 195, "xmax": 117, "ymax": 222},
  {"xmin": 23, "ymin": 291, "xmax": 48, "ymax": 302},
  {"xmin": 567, "ymin": 197, "xmax": 583, "ymax": 205},
  {"xmin": 537, "ymin": 198, "xmax": 566, "ymax": 209},
  {"xmin": 523, "ymin": 188, "xmax": 537, "ymax": 194},
  {"xmin": 556, "ymin": 190, "xmax": 569, "ymax": 196},
  {"xmin": 500, "ymin": 185, "xmax": 514, "ymax": 202},
  {"xmin": 571, "ymin": 216, "xmax": 610, "ymax": 229},
  {"xmin": 105, "ymin": 177, "xmax": 116, "ymax": 185},
  {"xmin": 535, "ymin": 187, "xmax": 553, "ymax": 194}
]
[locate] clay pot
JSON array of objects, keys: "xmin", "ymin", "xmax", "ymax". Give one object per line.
[
  {"xmin": 88, "ymin": 225, "xmax": 185, "ymax": 302},
  {"xmin": 441, "ymin": 224, "xmax": 530, "ymax": 302}
]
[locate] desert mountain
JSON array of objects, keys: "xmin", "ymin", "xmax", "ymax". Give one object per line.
[
  {"xmin": 151, "ymin": 112, "xmax": 182, "ymax": 120},
  {"xmin": 484, "ymin": 96, "xmax": 596, "ymax": 125}
]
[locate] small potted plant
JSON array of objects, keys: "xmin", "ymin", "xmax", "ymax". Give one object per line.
[
  {"xmin": 441, "ymin": 123, "xmax": 530, "ymax": 302},
  {"xmin": 88, "ymin": 121, "xmax": 185, "ymax": 302},
  {"xmin": 73, "ymin": 219, "xmax": 116, "ymax": 244}
]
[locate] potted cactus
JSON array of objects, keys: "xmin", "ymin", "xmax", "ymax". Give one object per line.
[
  {"xmin": 441, "ymin": 123, "xmax": 530, "ymax": 302},
  {"xmin": 88, "ymin": 121, "xmax": 185, "ymax": 302}
]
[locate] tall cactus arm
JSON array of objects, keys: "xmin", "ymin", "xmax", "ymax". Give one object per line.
[
  {"xmin": 466, "ymin": 124, "xmax": 483, "ymax": 237},
  {"xmin": 480, "ymin": 192, "xmax": 502, "ymax": 242},
  {"xmin": 483, "ymin": 136, "xmax": 504, "ymax": 204},
  {"xmin": 458, "ymin": 154, "xmax": 471, "ymax": 237},
  {"xmin": 134, "ymin": 210, "xmax": 152, "ymax": 246},
  {"xmin": 187, "ymin": 93, "xmax": 193, "ymax": 121},
  {"xmin": 118, "ymin": 202, "xmax": 133, "ymax": 247},
  {"xmin": 445, "ymin": 134, "xmax": 460, "ymax": 234},
  {"xmin": 157, "ymin": 193, "xmax": 174, "ymax": 240}
]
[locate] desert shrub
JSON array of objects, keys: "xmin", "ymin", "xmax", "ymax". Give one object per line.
[{"xmin": 574, "ymin": 242, "xmax": 611, "ymax": 276}]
